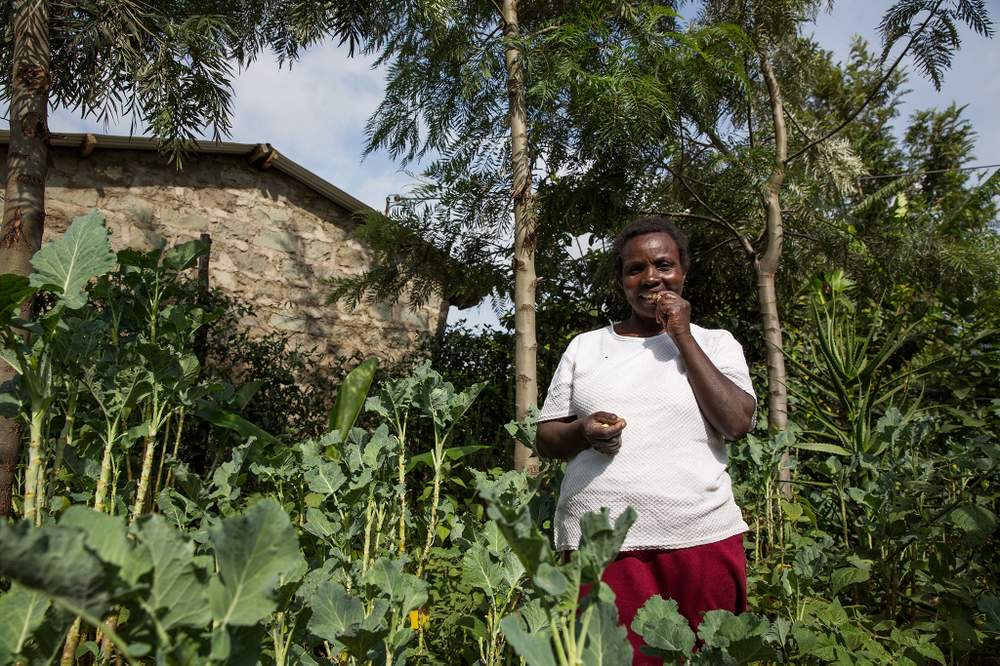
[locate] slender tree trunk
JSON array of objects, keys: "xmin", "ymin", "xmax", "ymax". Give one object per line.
[
  {"xmin": 0, "ymin": 0, "xmax": 51, "ymax": 518},
  {"xmin": 757, "ymin": 53, "xmax": 791, "ymax": 498},
  {"xmin": 501, "ymin": 0, "xmax": 539, "ymax": 473}
]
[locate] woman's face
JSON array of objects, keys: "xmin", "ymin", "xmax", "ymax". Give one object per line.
[{"xmin": 619, "ymin": 232, "xmax": 687, "ymax": 321}]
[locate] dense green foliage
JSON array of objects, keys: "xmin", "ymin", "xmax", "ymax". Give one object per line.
[{"xmin": 0, "ymin": 211, "xmax": 997, "ymax": 664}]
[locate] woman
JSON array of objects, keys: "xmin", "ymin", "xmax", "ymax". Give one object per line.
[{"xmin": 536, "ymin": 216, "xmax": 756, "ymax": 662}]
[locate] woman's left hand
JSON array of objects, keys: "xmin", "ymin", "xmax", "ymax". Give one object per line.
[{"xmin": 654, "ymin": 291, "xmax": 692, "ymax": 339}]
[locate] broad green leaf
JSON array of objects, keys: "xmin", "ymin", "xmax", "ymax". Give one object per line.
[
  {"xmin": 306, "ymin": 580, "xmax": 365, "ymax": 643},
  {"xmin": 0, "ymin": 274, "xmax": 32, "ymax": 321},
  {"xmin": 577, "ymin": 507, "xmax": 637, "ymax": 584},
  {"xmin": 533, "ymin": 562, "xmax": 569, "ymax": 597},
  {"xmin": 58, "ymin": 507, "xmax": 147, "ymax": 584},
  {"xmin": 831, "ymin": 565, "xmax": 871, "ymax": 595},
  {"xmin": 208, "ymin": 499, "xmax": 305, "ymax": 627},
  {"xmin": 461, "ymin": 543, "xmax": 503, "ymax": 596},
  {"xmin": 0, "ymin": 583, "xmax": 51, "ymax": 663},
  {"xmin": 29, "ymin": 210, "xmax": 117, "ymax": 309},
  {"xmin": 698, "ymin": 610, "xmax": 775, "ymax": 663},
  {"xmin": 195, "ymin": 404, "xmax": 277, "ymax": 445},
  {"xmin": 302, "ymin": 456, "xmax": 347, "ymax": 497},
  {"xmin": 0, "ymin": 521, "xmax": 116, "ymax": 618},
  {"xmin": 581, "ymin": 598, "xmax": 632, "ymax": 665},
  {"xmin": 365, "ymin": 558, "xmax": 427, "ymax": 614},
  {"xmin": 979, "ymin": 595, "xmax": 1000, "ymax": 632},
  {"xmin": 632, "ymin": 596, "xmax": 695, "ymax": 659},
  {"xmin": 138, "ymin": 516, "xmax": 211, "ymax": 630},
  {"xmin": 328, "ymin": 357, "xmax": 378, "ymax": 436},
  {"xmin": 949, "ymin": 504, "xmax": 998, "ymax": 543},
  {"xmin": 162, "ymin": 238, "xmax": 210, "ymax": 271},
  {"xmin": 500, "ymin": 612, "xmax": 557, "ymax": 666}
]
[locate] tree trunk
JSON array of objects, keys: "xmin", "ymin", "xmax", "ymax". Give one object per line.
[
  {"xmin": 0, "ymin": 0, "xmax": 51, "ymax": 518},
  {"xmin": 500, "ymin": 0, "xmax": 539, "ymax": 473},
  {"xmin": 757, "ymin": 52, "xmax": 791, "ymax": 498}
]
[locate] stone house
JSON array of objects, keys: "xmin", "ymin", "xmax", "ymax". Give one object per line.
[{"xmin": 0, "ymin": 131, "xmax": 450, "ymax": 363}]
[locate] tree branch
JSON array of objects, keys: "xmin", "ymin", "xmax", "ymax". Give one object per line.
[{"xmin": 785, "ymin": 0, "xmax": 945, "ymax": 165}]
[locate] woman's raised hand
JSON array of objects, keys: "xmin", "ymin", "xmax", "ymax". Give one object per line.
[
  {"xmin": 653, "ymin": 291, "xmax": 692, "ymax": 339},
  {"xmin": 583, "ymin": 411, "xmax": 627, "ymax": 455}
]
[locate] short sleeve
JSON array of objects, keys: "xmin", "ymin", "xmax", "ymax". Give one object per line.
[
  {"xmin": 538, "ymin": 337, "xmax": 580, "ymax": 422},
  {"xmin": 711, "ymin": 330, "xmax": 757, "ymax": 403}
]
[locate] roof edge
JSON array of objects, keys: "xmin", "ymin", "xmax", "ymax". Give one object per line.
[{"xmin": 0, "ymin": 130, "xmax": 374, "ymax": 216}]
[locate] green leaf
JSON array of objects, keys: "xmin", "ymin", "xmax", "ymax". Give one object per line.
[
  {"xmin": 407, "ymin": 444, "xmax": 489, "ymax": 471},
  {"xmin": 195, "ymin": 404, "xmax": 277, "ymax": 445},
  {"xmin": 0, "ymin": 583, "xmax": 51, "ymax": 663},
  {"xmin": 500, "ymin": 611, "xmax": 557, "ymax": 666},
  {"xmin": 697, "ymin": 610, "xmax": 775, "ymax": 663},
  {"xmin": 949, "ymin": 505, "xmax": 998, "ymax": 543},
  {"xmin": 162, "ymin": 238, "xmax": 209, "ymax": 272},
  {"xmin": 795, "ymin": 442, "xmax": 853, "ymax": 456},
  {"xmin": 138, "ymin": 516, "xmax": 211, "ymax": 631},
  {"xmin": 533, "ymin": 562, "xmax": 569, "ymax": 597},
  {"xmin": 0, "ymin": 521, "xmax": 116, "ymax": 618},
  {"xmin": 577, "ymin": 507, "xmax": 637, "ymax": 584},
  {"xmin": 632, "ymin": 596, "xmax": 695, "ymax": 659},
  {"xmin": 306, "ymin": 580, "xmax": 365, "ymax": 643},
  {"xmin": 29, "ymin": 210, "xmax": 117, "ymax": 309},
  {"xmin": 0, "ymin": 274, "xmax": 33, "ymax": 321},
  {"xmin": 830, "ymin": 566, "xmax": 871, "ymax": 595},
  {"xmin": 207, "ymin": 499, "xmax": 305, "ymax": 627},
  {"xmin": 328, "ymin": 357, "xmax": 379, "ymax": 436},
  {"xmin": 581, "ymin": 598, "xmax": 633, "ymax": 665},
  {"xmin": 365, "ymin": 558, "xmax": 427, "ymax": 614},
  {"xmin": 58, "ymin": 507, "xmax": 146, "ymax": 584},
  {"xmin": 461, "ymin": 543, "xmax": 503, "ymax": 596}
]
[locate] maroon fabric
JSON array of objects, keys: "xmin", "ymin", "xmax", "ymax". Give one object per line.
[{"xmin": 593, "ymin": 533, "xmax": 747, "ymax": 665}]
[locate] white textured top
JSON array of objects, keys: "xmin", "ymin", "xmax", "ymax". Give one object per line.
[{"xmin": 539, "ymin": 324, "xmax": 755, "ymax": 551}]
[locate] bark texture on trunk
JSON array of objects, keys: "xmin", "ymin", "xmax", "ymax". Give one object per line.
[
  {"xmin": 501, "ymin": 0, "xmax": 539, "ymax": 473},
  {"xmin": 0, "ymin": 0, "xmax": 51, "ymax": 517},
  {"xmin": 758, "ymin": 53, "xmax": 791, "ymax": 497}
]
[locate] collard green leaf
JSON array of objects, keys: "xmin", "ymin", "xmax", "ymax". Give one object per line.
[
  {"xmin": 365, "ymin": 558, "xmax": 427, "ymax": 615},
  {"xmin": 632, "ymin": 596, "xmax": 695, "ymax": 659},
  {"xmin": 533, "ymin": 562, "xmax": 569, "ymax": 597},
  {"xmin": 500, "ymin": 611, "xmax": 557, "ymax": 666},
  {"xmin": 58, "ymin": 507, "xmax": 147, "ymax": 584},
  {"xmin": 138, "ymin": 516, "xmax": 211, "ymax": 631},
  {"xmin": 29, "ymin": 210, "xmax": 117, "ymax": 309},
  {"xmin": 461, "ymin": 543, "xmax": 504, "ymax": 597},
  {"xmin": 0, "ymin": 584, "xmax": 51, "ymax": 663},
  {"xmin": 581, "ymin": 597, "xmax": 632, "ymax": 666},
  {"xmin": 306, "ymin": 580, "xmax": 365, "ymax": 643},
  {"xmin": 698, "ymin": 610, "xmax": 776, "ymax": 663},
  {"xmin": 577, "ymin": 507, "xmax": 637, "ymax": 584},
  {"xmin": 207, "ymin": 499, "xmax": 305, "ymax": 627},
  {"xmin": 0, "ymin": 521, "xmax": 116, "ymax": 618}
]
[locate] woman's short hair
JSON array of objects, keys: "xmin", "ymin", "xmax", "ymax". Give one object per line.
[{"xmin": 613, "ymin": 216, "xmax": 690, "ymax": 279}]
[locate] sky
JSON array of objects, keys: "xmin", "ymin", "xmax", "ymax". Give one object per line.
[{"xmin": 16, "ymin": 0, "xmax": 1000, "ymax": 328}]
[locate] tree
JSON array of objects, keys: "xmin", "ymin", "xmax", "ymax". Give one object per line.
[
  {"xmin": 339, "ymin": 0, "xmax": 587, "ymax": 471},
  {"xmin": 0, "ymin": 0, "xmax": 390, "ymax": 516}
]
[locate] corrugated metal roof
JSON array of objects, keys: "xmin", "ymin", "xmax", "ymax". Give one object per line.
[{"xmin": 0, "ymin": 130, "xmax": 373, "ymax": 215}]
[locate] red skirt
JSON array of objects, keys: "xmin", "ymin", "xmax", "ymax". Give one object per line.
[{"xmin": 596, "ymin": 533, "xmax": 747, "ymax": 665}]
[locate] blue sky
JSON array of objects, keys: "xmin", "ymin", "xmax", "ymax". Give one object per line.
[{"xmin": 21, "ymin": 1, "xmax": 1000, "ymax": 328}]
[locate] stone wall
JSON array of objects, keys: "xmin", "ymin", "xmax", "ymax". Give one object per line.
[{"xmin": 1, "ymin": 145, "xmax": 447, "ymax": 363}]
